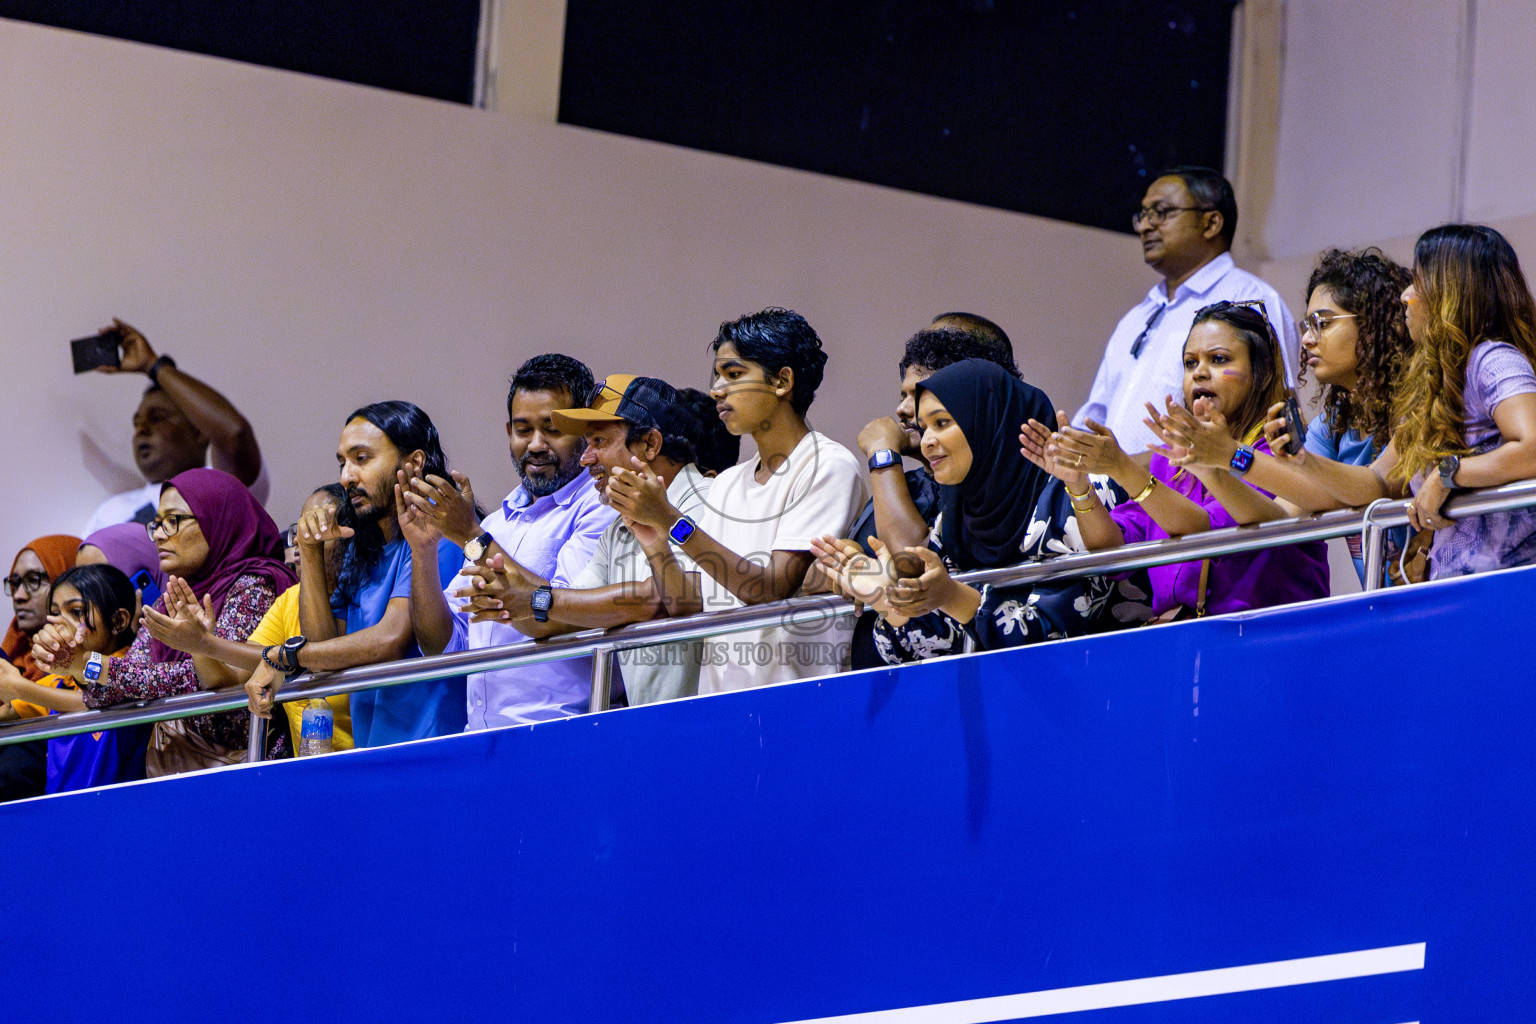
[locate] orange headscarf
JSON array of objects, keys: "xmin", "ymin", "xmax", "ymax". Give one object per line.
[{"xmin": 2, "ymin": 535, "xmax": 82, "ymax": 682}]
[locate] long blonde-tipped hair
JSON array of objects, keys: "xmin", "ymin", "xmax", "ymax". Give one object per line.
[{"xmin": 1391, "ymin": 225, "xmax": 1536, "ymax": 485}]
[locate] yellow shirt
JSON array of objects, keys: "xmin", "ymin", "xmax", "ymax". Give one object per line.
[{"xmin": 249, "ymin": 585, "xmax": 353, "ymax": 751}]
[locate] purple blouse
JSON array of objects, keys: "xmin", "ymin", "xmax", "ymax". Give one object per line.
[
  {"xmin": 1111, "ymin": 444, "xmax": 1330, "ymax": 616},
  {"xmin": 1419, "ymin": 341, "xmax": 1536, "ymax": 579}
]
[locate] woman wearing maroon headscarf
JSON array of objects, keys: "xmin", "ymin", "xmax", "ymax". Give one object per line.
[{"xmin": 35, "ymin": 469, "xmax": 293, "ymax": 777}]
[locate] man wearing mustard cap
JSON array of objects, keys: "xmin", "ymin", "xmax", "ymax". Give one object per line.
[{"xmin": 457, "ymin": 374, "xmax": 710, "ymax": 705}]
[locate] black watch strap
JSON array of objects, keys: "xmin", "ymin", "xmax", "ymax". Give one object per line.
[
  {"xmin": 531, "ymin": 584, "xmax": 554, "ymax": 623},
  {"xmin": 147, "ymin": 354, "xmax": 176, "ymax": 386},
  {"xmin": 281, "ymin": 635, "xmax": 308, "ymax": 676}
]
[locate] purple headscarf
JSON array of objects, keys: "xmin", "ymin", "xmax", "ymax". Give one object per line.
[
  {"xmin": 81, "ymin": 522, "xmax": 166, "ymax": 589},
  {"xmin": 148, "ymin": 468, "xmax": 296, "ymax": 664}
]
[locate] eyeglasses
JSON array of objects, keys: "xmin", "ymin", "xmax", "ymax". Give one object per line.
[
  {"xmin": 3, "ymin": 571, "xmax": 50, "ymax": 597},
  {"xmin": 146, "ymin": 512, "xmax": 197, "ymax": 540},
  {"xmin": 1299, "ymin": 311, "xmax": 1357, "ymax": 337},
  {"xmin": 1203, "ymin": 299, "xmax": 1282, "ymax": 349},
  {"xmin": 1224, "ymin": 298, "xmax": 1269, "ymax": 317},
  {"xmin": 1132, "ymin": 204, "xmax": 1214, "ymax": 229}
]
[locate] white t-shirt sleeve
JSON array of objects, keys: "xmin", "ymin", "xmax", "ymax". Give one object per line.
[{"xmin": 769, "ymin": 439, "xmax": 869, "ymax": 553}]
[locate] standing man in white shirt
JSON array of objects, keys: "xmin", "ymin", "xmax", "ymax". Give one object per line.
[
  {"xmin": 610, "ymin": 308, "xmax": 868, "ymax": 692},
  {"xmin": 1076, "ymin": 167, "xmax": 1298, "ymax": 455},
  {"xmin": 82, "ymin": 318, "xmax": 268, "ymax": 534}
]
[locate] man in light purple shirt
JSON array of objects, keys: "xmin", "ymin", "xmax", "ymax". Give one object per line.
[{"xmin": 401, "ymin": 354, "xmax": 615, "ymax": 729}]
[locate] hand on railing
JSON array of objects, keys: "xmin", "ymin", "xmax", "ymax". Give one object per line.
[
  {"xmin": 454, "ymin": 553, "xmax": 539, "ymax": 625},
  {"xmin": 1408, "ymin": 475, "xmax": 1454, "ymax": 532},
  {"xmin": 245, "ymin": 660, "xmax": 281, "ymax": 719},
  {"xmin": 810, "ymin": 535, "xmax": 905, "ymax": 624}
]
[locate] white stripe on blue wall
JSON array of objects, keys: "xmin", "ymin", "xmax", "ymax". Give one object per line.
[{"xmin": 778, "ymin": 943, "xmax": 1425, "ymax": 1024}]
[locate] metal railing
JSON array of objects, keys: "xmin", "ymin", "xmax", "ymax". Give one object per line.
[{"xmin": 6, "ymin": 479, "xmax": 1536, "ymax": 757}]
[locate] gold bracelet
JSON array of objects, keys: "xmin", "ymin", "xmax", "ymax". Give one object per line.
[
  {"xmin": 1130, "ymin": 475, "xmax": 1159, "ymax": 504},
  {"xmin": 1066, "ymin": 486, "xmax": 1096, "ymax": 513}
]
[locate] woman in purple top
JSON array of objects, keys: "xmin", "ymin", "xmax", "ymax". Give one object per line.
[
  {"xmin": 34, "ymin": 468, "xmax": 295, "ymax": 776},
  {"xmin": 1021, "ymin": 300, "xmax": 1329, "ymax": 618},
  {"xmin": 1264, "ymin": 225, "xmax": 1536, "ymax": 580}
]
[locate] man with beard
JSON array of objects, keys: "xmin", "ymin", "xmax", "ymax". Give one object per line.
[
  {"xmin": 402, "ymin": 354, "xmax": 614, "ymax": 729},
  {"xmin": 82, "ymin": 318, "xmax": 269, "ymax": 534},
  {"xmin": 292, "ymin": 401, "xmax": 468, "ymax": 747},
  {"xmin": 452, "ymin": 374, "xmax": 710, "ymax": 706}
]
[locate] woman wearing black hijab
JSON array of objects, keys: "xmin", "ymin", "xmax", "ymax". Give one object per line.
[{"xmin": 818, "ymin": 359, "xmax": 1143, "ymax": 661}]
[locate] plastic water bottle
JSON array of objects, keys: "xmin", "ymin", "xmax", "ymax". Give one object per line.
[{"xmin": 299, "ymin": 699, "xmax": 334, "ymax": 757}]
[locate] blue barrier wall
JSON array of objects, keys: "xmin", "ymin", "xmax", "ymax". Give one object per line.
[{"xmin": 5, "ymin": 564, "xmax": 1532, "ymax": 1022}]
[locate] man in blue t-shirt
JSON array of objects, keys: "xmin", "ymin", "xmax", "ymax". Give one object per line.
[{"xmin": 291, "ymin": 401, "xmax": 466, "ymax": 747}]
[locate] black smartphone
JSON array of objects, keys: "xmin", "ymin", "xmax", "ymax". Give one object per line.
[
  {"xmin": 70, "ymin": 330, "xmax": 123, "ymax": 374},
  {"xmin": 282, "ymin": 523, "xmax": 301, "ymax": 569},
  {"xmin": 129, "ymin": 568, "xmax": 162, "ymax": 610},
  {"xmin": 1281, "ymin": 392, "xmax": 1306, "ymax": 456}
]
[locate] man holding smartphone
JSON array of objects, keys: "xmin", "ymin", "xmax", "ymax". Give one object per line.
[{"xmin": 81, "ymin": 318, "xmax": 269, "ymax": 534}]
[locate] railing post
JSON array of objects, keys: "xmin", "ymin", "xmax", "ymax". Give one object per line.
[
  {"xmin": 1361, "ymin": 498, "xmax": 1395, "ymax": 592},
  {"xmin": 589, "ymin": 645, "xmax": 615, "ymax": 712},
  {"xmin": 246, "ymin": 712, "xmax": 266, "ymax": 763}
]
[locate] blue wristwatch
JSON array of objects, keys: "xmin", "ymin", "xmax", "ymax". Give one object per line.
[
  {"xmin": 668, "ymin": 515, "xmax": 697, "ymax": 545},
  {"xmin": 83, "ymin": 652, "xmax": 105, "ymax": 683},
  {"xmin": 867, "ymin": 449, "xmax": 901, "ymax": 471},
  {"xmin": 1229, "ymin": 445, "xmax": 1256, "ymax": 477}
]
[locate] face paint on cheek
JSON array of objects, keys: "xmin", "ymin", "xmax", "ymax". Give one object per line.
[{"xmin": 1220, "ymin": 370, "xmax": 1249, "ymax": 380}]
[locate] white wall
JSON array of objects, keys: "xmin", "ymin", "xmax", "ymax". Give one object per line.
[
  {"xmin": 1259, "ymin": 0, "xmax": 1536, "ymax": 273},
  {"xmin": 0, "ymin": 19, "xmax": 1150, "ymax": 571}
]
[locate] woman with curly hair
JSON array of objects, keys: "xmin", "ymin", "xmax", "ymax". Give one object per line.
[
  {"xmin": 1150, "ymin": 248, "xmax": 1415, "ymax": 583},
  {"xmin": 1266, "ymin": 224, "xmax": 1536, "ymax": 580}
]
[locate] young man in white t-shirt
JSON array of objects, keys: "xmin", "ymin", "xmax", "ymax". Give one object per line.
[{"xmin": 609, "ymin": 308, "xmax": 868, "ymax": 692}]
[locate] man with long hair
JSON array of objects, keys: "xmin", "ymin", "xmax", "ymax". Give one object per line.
[{"xmin": 292, "ymin": 401, "xmax": 468, "ymax": 747}]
